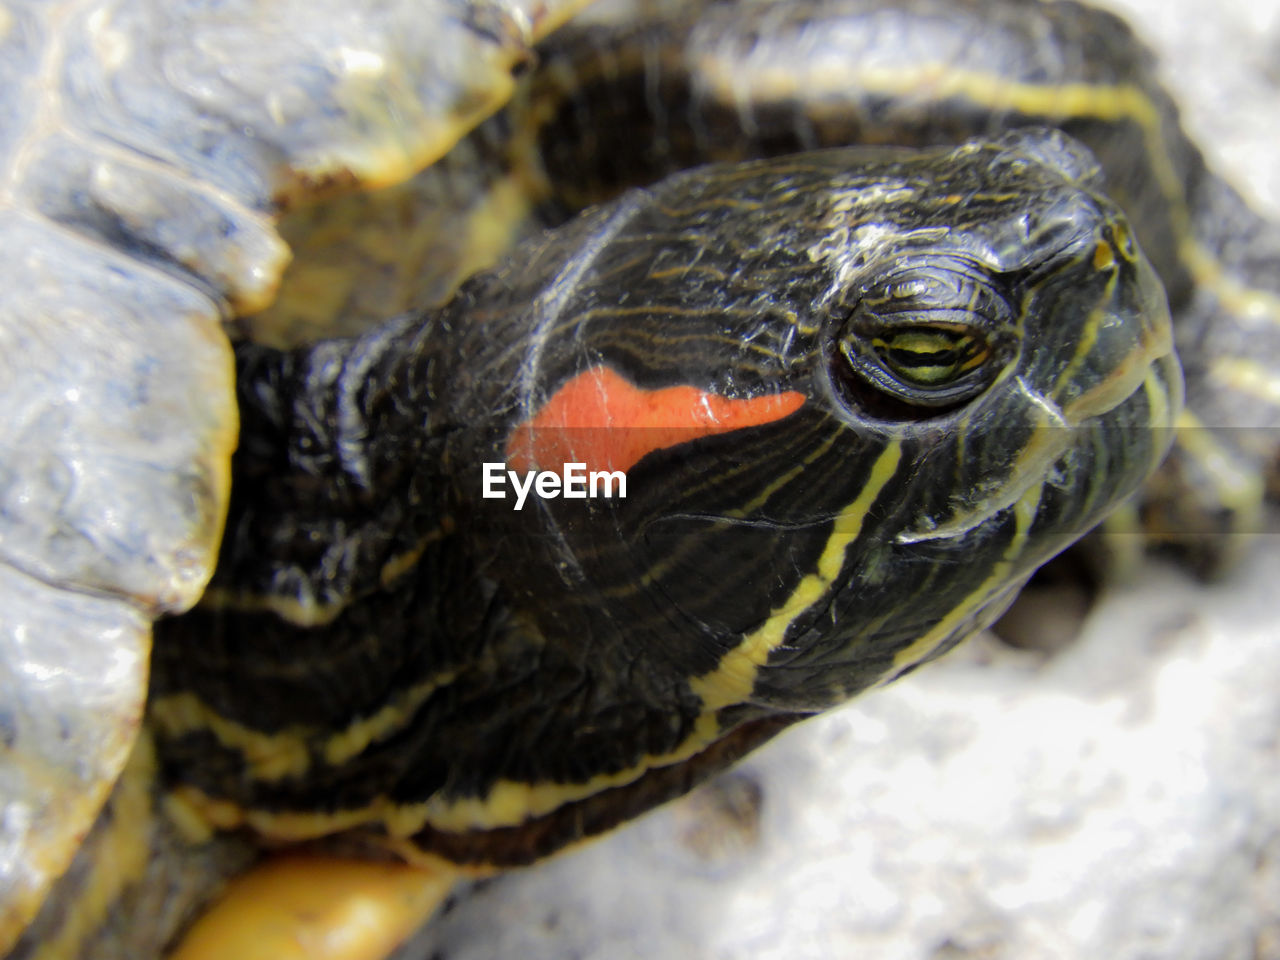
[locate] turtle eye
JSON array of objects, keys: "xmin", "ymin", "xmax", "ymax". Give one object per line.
[
  {"xmin": 832, "ymin": 259, "xmax": 1017, "ymax": 419},
  {"xmin": 865, "ymin": 323, "xmax": 991, "ymax": 388}
]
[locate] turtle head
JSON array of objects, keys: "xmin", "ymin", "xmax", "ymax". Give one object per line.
[
  {"xmin": 145, "ymin": 132, "xmax": 1180, "ymax": 864},
  {"xmin": 495, "ymin": 130, "xmax": 1179, "ymax": 715},
  {"xmin": 740, "ymin": 131, "xmax": 1182, "ymax": 708}
]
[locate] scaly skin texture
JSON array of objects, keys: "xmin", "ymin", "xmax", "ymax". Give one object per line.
[{"xmin": 150, "ymin": 135, "xmax": 1176, "ymax": 878}]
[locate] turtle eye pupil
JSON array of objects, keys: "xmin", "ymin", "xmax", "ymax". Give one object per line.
[
  {"xmin": 873, "ymin": 327, "xmax": 991, "ymax": 387},
  {"xmin": 837, "ymin": 322, "xmax": 997, "ymax": 416}
]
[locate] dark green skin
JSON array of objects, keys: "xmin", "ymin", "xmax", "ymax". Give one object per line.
[{"xmin": 152, "ymin": 131, "xmax": 1174, "ymax": 866}]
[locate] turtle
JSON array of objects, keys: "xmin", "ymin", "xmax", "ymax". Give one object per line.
[{"xmin": 0, "ymin": 0, "xmax": 1275, "ymax": 957}]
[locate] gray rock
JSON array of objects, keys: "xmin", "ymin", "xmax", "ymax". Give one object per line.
[{"xmin": 417, "ymin": 547, "xmax": 1280, "ymax": 960}]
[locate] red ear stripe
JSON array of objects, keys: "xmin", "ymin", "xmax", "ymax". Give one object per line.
[{"xmin": 506, "ymin": 366, "xmax": 806, "ymax": 475}]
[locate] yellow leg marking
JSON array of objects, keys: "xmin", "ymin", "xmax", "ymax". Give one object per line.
[{"xmin": 166, "ymin": 857, "xmax": 460, "ymax": 960}]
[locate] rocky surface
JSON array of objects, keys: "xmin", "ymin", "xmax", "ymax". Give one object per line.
[
  {"xmin": 405, "ymin": 2, "xmax": 1280, "ymax": 958},
  {"xmin": 416, "ymin": 549, "xmax": 1280, "ymax": 959}
]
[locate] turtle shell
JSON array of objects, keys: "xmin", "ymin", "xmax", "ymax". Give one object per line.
[{"xmin": 0, "ymin": 0, "xmax": 589, "ymax": 949}]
